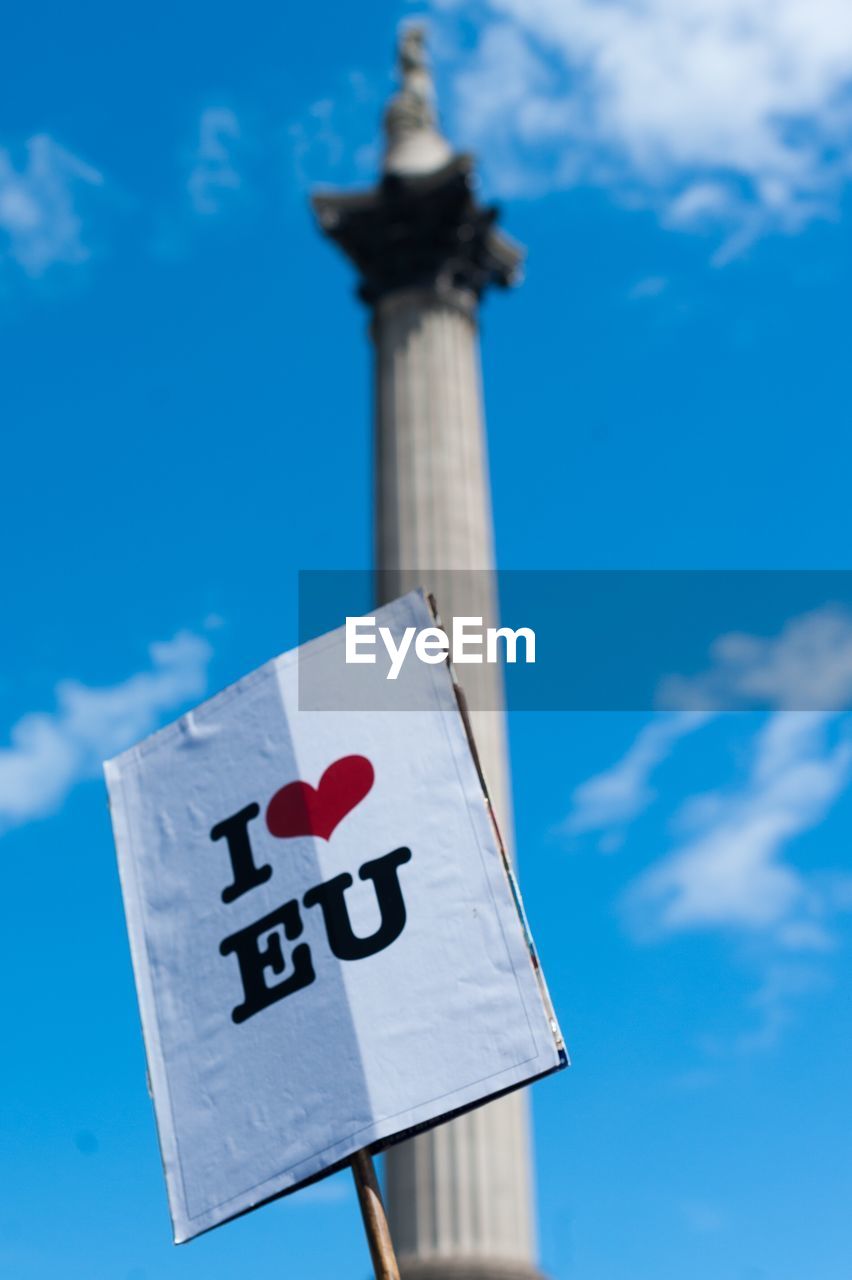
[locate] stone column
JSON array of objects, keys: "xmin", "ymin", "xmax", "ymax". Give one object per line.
[
  {"xmin": 373, "ymin": 284, "xmax": 513, "ymax": 848},
  {"xmin": 311, "ymin": 23, "xmax": 544, "ymax": 1280},
  {"xmin": 375, "ymin": 286, "xmax": 539, "ymax": 1280}
]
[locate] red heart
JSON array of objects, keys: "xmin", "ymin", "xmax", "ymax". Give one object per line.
[{"xmin": 265, "ymin": 755, "xmax": 375, "ymax": 842}]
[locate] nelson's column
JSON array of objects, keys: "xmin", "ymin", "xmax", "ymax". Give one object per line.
[{"xmin": 312, "ymin": 26, "xmax": 543, "ymax": 1280}]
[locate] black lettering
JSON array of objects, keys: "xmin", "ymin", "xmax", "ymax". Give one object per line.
[
  {"xmin": 210, "ymin": 803, "xmax": 271, "ymax": 904},
  {"xmin": 303, "ymin": 847, "xmax": 412, "ymax": 961},
  {"xmin": 219, "ymin": 899, "xmax": 315, "ymax": 1024}
]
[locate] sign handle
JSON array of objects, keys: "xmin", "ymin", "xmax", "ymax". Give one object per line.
[{"xmin": 350, "ymin": 1148, "xmax": 401, "ymax": 1280}]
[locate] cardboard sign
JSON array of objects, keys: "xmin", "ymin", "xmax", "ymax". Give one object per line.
[{"xmin": 105, "ymin": 591, "xmax": 565, "ymax": 1244}]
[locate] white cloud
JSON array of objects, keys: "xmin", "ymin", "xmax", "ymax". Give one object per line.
[
  {"xmin": 626, "ymin": 711, "xmax": 852, "ymax": 943},
  {"xmin": 0, "ymin": 135, "xmax": 103, "ymax": 276},
  {"xmin": 734, "ymin": 959, "xmax": 828, "ymax": 1051},
  {"xmin": 0, "ymin": 632, "xmax": 212, "ymax": 833},
  {"xmin": 289, "ymin": 83, "xmax": 380, "ymax": 189},
  {"xmin": 628, "ymin": 275, "xmax": 668, "ymax": 300},
  {"xmin": 433, "ymin": 0, "xmax": 852, "ymax": 255},
  {"xmin": 565, "ymin": 606, "xmax": 852, "ymax": 968},
  {"xmin": 187, "ymin": 108, "xmax": 242, "ymax": 216},
  {"xmin": 565, "ymin": 712, "xmax": 708, "ymax": 846},
  {"xmin": 660, "ymin": 606, "xmax": 852, "ymax": 712}
]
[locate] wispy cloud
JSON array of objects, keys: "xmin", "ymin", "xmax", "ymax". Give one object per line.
[
  {"xmin": 0, "ymin": 632, "xmax": 212, "ymax": 833},
  {"xmin": 290, "ymin": 71, "xmax": 381, "ymax": 189},
  {"xmin": 734, "ymin": 959, "xmax": 828, "ymax": 1052},
  {"xmin": 564, "ymin": 607, "xmax": 852, "ymax": 1046},
  {"xmin": 0, "ymin": 135, "xmax": 103, "ymax": 276},
  {"xmin": 628, "ymin": 275, "xmax": 668, "ymax": 302},
  {"xmin": 661, "ymin": 606, "xmax": 852, "ymax": 712},
  {"xmin": 626, "ymin": 711, "xmax": 852, "ymax": 946},
  {"xmin": 187, "ymin": 107, "xmax": 242, "ymax": 216},
  {"xmin": 565, "ymin": 712, "xmax": 708, "ymax": 849},
  {"xmin": 433, "ymin": 0, "xmax": 852, "ymax": 258}
]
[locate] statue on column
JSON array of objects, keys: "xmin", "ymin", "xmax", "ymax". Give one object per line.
[{"xmin": 383, "ymin": 23, "xmax": 453, "ymax": 176}]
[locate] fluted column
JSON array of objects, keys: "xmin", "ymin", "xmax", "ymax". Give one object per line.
[
  {"xmin": 375, "ymin": 288, "xmax": 495, "ymax": 580},
  {"xmin": 374, "ymin": 285, "xmax": 513, "ymax": 839},
  {"xmin": 311, "ymin": 24, "xmax": 542, "ymax": 1278},
  {"xmin": 375, "ymin": 284, "xmax": 540, "ymax": 1280}
]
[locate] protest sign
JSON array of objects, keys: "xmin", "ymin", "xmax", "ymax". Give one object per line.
[{"xmin": 106, "ymin": 590, "xmax": 565, "ymax": 1244}]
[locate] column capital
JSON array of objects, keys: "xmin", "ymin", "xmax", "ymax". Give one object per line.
[{"xmin": 312, "ymin": 154, "xmax": 523, "ymax": 307}]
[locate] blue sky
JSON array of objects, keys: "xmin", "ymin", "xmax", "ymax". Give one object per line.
[{"xmin": 3, "ymin": 1, "xmax": 852, "ymax": 1277}]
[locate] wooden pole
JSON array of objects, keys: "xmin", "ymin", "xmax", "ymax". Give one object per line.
[{"xmin": 350, "ymin": 1148, "xmax": 401, "ymax": 1280}]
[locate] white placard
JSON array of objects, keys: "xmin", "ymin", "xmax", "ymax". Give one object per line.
[{"xmin": 106, "ymin": 590, "xmax": 565, "ymax": 1243}]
